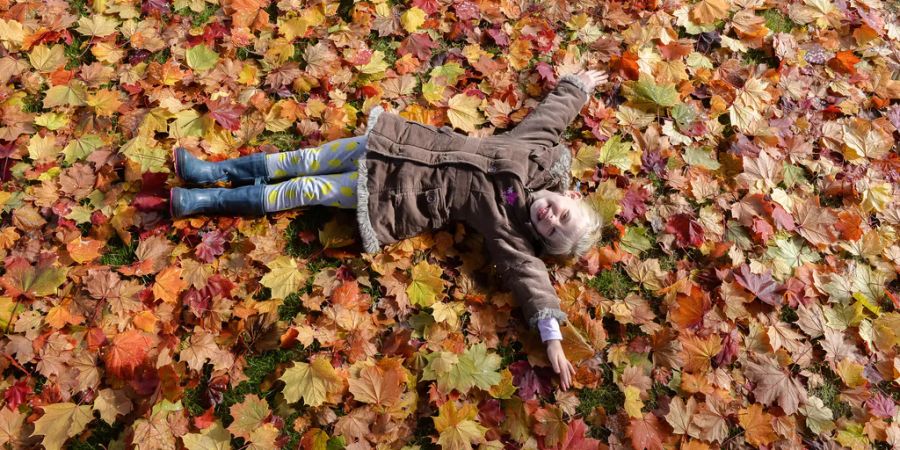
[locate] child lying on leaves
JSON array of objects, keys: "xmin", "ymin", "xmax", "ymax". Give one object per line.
[{"xmin": 171, "ymin": 68, "xmax": 608, "ymax": 390}]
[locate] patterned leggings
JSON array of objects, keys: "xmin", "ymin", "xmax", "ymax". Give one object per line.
[{"xmin": 262, "ymin": 135, "xmax": 366, "ymax": 212}]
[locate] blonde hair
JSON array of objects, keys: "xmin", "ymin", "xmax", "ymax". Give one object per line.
[{"xmin": 542, "ymin": 199, "xmax": 603, "ymax": 258}]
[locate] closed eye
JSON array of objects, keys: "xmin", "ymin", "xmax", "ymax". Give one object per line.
[{"xmin": 563, "ymin": 210, "xmax": 570, "ymax": 223}]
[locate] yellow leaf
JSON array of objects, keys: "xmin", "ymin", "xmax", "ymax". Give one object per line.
[
  {"xmin": 29, "ymin": 44, "xmax": 66, "ymax": 72},
  {"xmin": 690, "ymin": 0, "xmax": 730, "ymax": 24},
  {"xmin": 406, "ymin": 260, "xmax": 444, "ymax": 307},
  {"xmin": 433, "ymin": 402, "xmax": 487, "ymax": 450},
  {"xmin": 319, "ymin": 217, "xmax": 355, "ymax": 248},
  {"xmin": 401, "ymin": 7, "xmax": 427, "ymax": 33},
  {"xmin": 624, "ymin": 386, "xmax": 644, "ymax": 418},
  {"xmin": 27, "ymin": 134, "xmax": 59, "ymax": 162},
  {"xmin": 447, "ymin": 93, "xmax": 485, "ymax": 133},
  {"xmin": 0, "ymin": 18, "xmax": 25, "ymax": 47},
  {"xmin": 34, "ymin": 113, "xmax": 69, "ymax": 130},
  {"xmin": 836, "ymin": 358, "xmax": 866, "ymax": 387},
  {"xmin": 87, "ymin": 89, "xmax": 123, "ymax": 117},
  {"xmin": 861, "ymin": 182, "xmax": 891, "ymax": 213},
  {"xmin": 279, "ymin": 356, "xmax": 343, "ymax": 406},
  {"xmin": 358, "ymin": 50, "xmax": 390, "ymax": 75},
  {"xmin": 75, "ymin": 14, "xmax": 120, "ymax": 37},
  {"xmin": 842, "ymin": 118, "xmax": 892, "ymax": 163},
  {"xmin": 32, "ymin": 403, "xmax": 94, "ymax": 450},
  {"xmin": 43, "ymin": 82, "xmax": 88, "ymax": 108},
  {"xmin": 259, "ymin": 256, "xmax": 308, "ymax": 300}
]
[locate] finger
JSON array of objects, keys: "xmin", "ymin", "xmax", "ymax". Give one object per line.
[
  {"xmin": 562, "ymin": 366, "xmax": 570, "ymax": 390},
  {"xmin": 550, "ymin": 356, "xmax": 560, "ymax": 374}
]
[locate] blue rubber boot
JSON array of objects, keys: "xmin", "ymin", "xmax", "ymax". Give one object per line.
[
  {"xmin": 170, "ymin": 185, "xmax": 267, "ymax": 218},
  {"xmin": 173, "ymin": 147, "xmax": 269, "ymax": 185}
]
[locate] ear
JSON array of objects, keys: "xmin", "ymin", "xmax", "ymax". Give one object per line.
[{"xmin": 564, "ymin": 190, "xmax": 582, "ymax": 200}]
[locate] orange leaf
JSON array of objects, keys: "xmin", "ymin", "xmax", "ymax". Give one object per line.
[
  {"xmin": 104, "ymin": 330, "xmax": 152, "ymax": 378},
  {"xmin": 670, "ymin": 285, "xmax": 710, "ymax": 330},
  {"xmin": 348, "ymin": 358, "xmax": 405, "ymax": 410},
  {"xmin": 738, "ymin": 404, "xmax": 776, "ymax": 447},
  {"xmin": 67, "ymin": 237, "xmax": 103, "ymax": 264},
  {"xmin": 132, "ymin": 310, "xmax": 158, "ymax": 333},
  {"xmin": 627, "ymin": 413, "xmax": 667, "ymax": 450},
  {"xmin": 153, "ymin": 266, "xmax": 186, "ymax": 304},
  {"xmin": 827, "ymin": 51, "xmax": 860, "ymax": 75},
  {"xmin": 611, "ymin": 51, "xmax": 640, "ymax": 81},
  {"xmin": 46, "ymin": 299, "xmax": 85, "ymax": 329},
  {"xmin": 680, "ymin": 334, "xmax": 722, "ymax": 373}
]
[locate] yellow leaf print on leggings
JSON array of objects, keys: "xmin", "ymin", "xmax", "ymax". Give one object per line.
[
  {"xmin": 340, "ymin": 186, "xmax": 353, "ymax": 197},
  {"xmin": 328, "ymin": 158, "xmax": 341, "ymax": 168},
  {"xmin": 346, "ymin": 141, "xmax": 358, "ymax": 150},
  {"xmin": 268, "ymin": 189, "xmax": 278, "ymax": 204}
]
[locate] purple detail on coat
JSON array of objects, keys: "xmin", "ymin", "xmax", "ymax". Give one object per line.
[
  {"xmin": 503, "ymin": 186, "xmax": 518, "ymax": 205},
  {"xmin": 537, "ymin": 318, "xmax": 562, "ymax": 342}
]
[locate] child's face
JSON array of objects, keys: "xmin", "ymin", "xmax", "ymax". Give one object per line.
[{"xmin": 529, "ymin": 190, "xmax": 587, "ymax": 247}]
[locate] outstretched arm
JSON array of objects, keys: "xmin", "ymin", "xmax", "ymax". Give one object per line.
[
  {"xmin": 504, "ymin": 69, "xmax": 608, "ymax": 148},
  {"xmin": 485, "ymin": 233, "xmax": 577, "ymax": 390}
]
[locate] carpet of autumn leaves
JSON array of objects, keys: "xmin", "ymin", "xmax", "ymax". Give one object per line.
[{"xmin": 1, "ymin": 0, "xmax": 900, "ymax": 448}]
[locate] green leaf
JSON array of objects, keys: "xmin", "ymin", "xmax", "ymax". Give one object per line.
[
  {"xmin": 430, "ymin": 62, "xmax": 465, "ymax": 85},
  {"xmin": 407, "ymin": 260, "xmax": 444, "ymax": 307},
  {"xmin": 622, "ymin": 74, "xmax": 679, "ymax": 108},
  {"xmin": 169, "ymin": 109, "xmax": 205, "ymax": 138},
  {"xmin": 671, "ymin": 103, "xmax": 696, "ymax": 127},
  {"xmin": 422, "ymin": 343, "xmax": 502, "ymax": 394},
  {"xmin": 120, "ymin": 137, "xmax": 170, "ymax": 173},
  {"xmin": 63, "ymin": 135, "xmax": 103, "ymax": 164},
  {"xmin": 186, "ymin": 44, "xmax": 219, "ymax": 72},
  {"xmin": 683, "ymin": 146, "xmax": 721, "ymax": 170},
  {"xmin": 34, "ymin": 112, "xmax": 69, "ymax": 130},
  {"xmin": 43, "ymin": 82, "xmax": 88, "ymax": 108},
  {"xmin": 621, "ymin": 226, "xmax": 653, "ymax": 255},
  {"xmin": 598, "ymin": 134, "xmax": 635, "ymax": 172}
]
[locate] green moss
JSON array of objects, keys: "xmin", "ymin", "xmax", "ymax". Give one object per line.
[
  {"xmin": 236, "ymin": 46, "xmax": 253, "ymax": 60},
  {"xmin": 742, "ymin": 48, "xmax": 780, "ymax": 68},
  {"xmin": 150, "ymin": 48, "xmax": 172, "ymax": 65},
  {"xmin": 70, "ymin": 0, "xmax": 90, "ymax": 17},
  {"xmin": 587, "ymin": 268, "xmax": 636, "ymax": 300},
  {"xmin": 100, "ymin": 236, "xmax": 138, "ymax": 267},
  {"xmin": 409, "ymin": 415, "xmax": 440, "ymax": 450},
  {"xmin": 808, "ymin": 366, "xmax": 852, "ymax": 419},
  {"xmin": 760, "ymin": 9, "xmax": 796, "ymax": 33},
  {"xmin": 22, "ymin": 93, "xmax": 43, "ymax": 113},
  {"xmin": 576, "ymin": 383, "xmax": 624, "ymax": 440},
  {"xmin": 368, "ymin": 34, "xmax": 399, "ymax": 65},
  {"xmin": 68, "ymin": 420, "xmax": 126, "ymax": 450},
  {"xmin": 283, "ymin": 207, "xmax": 331, "ymax": 257},
  {"xmin": 177, "ymin": 3, "xmax": 220, "ymax": 27},
  {"xmin": 278, "ymin": 292, "xmax": 305, "ymax": 321},
  {"xmin": 257, "ymin": 130, "xmax": 305, "ymax": 153},
  {"xmin": 780, "ymin": 305, "xmax": 799, "ymax": 323},
  {"xmin": 644, "ymin": 381, "xmax": 675, "ymax": 411},
  {"xmin": 497, "ymin": 341, "xmax": 526, "ymax": 368},
  {"xmin": 64, "ymin": 34, "xmax": 95, "ymax": 69}
]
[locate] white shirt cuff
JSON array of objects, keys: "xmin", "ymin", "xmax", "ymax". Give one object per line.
[{"xmin": 538, "ymin": 318, "xmax": 562, "ymax": 342}]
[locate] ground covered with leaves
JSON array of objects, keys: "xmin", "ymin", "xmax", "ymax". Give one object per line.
[{"xmin": 0, "ymin": 0, "xmax": 899, "ymax": 448}]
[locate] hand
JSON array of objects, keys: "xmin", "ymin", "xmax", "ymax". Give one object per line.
[
  {"xmin": 574, "ymin": 69, "xmax": 608, "ymax": 92},
  {"xmin": 546, "ymin": 339, "xmax": 576, "ymax": 391}
]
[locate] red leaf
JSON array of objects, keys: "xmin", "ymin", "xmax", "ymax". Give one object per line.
[
  {"xmin": 665, "ymin": 213, "xmax": 704, "ymax": 248},
  {"xmin": 398, "ymin": 33, "xmax": 437, "ymax": 60},
  {"xmin": 627, "ymin": 413, "xmax": 667, "ymax": 450},
  {"xmin": 196, "ymin": 230, "xmax": 228, "ymax": 263},
  {"xmin": 770, "ymin": 204, "xmax": 795, "ymax": 231},
  {"xmin": 4, "ymin": 381, "xmax": 31, "ymax": 410},
  {"xmin": 133, "ymin": 193, "xmax": 166, "ymax": 211},
  {"xmin": 620, "ymin": 185, "xmax": 650, "ymax": 223},
  {"xmin": 733, "ymin": 264, "xmax": 780, "ymax": 306},
  {"xmin": 206, "ymin": 98, "xmax": 247, "ymax": 131},
  {"xmin": 536, "ymin": 62, "xmax": 557, "ymax": 84},
  {"xmin": 510, "ymin": 360, "xmax": 552, "ymax": 401},
  {"xmin": 104, "ymin": 330, "xmax": 152, "ymax": 378}
]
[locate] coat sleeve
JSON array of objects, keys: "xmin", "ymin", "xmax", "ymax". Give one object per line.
[
  {"xmin": 484, "ymin": 232, "xmax": 569, "ymax": 330},
  {"xmin": 503, "ymin": 74, "xmax": 592, "ymax": 148}
]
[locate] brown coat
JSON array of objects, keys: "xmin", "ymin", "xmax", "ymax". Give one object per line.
[{"xmin": 355, "ymin": 74, "xmax": 592, "ymax": 328}]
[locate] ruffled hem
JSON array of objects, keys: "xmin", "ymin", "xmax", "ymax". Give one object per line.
[
  {"xmin": 529, "ymin": 307, "xmax": 569, "ymax": 329},
  {"xmin": 558, "ymin": 73, "xmax": 592, "ymax": 95},
  {"xmin": 356, "ymin": 105, "xmax": 385, "ymax": 254}
]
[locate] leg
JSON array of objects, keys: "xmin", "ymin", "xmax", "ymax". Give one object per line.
[
  {"xmin": 263, "ymin": 171, "xmax": 359, "ymax": 212},
  {"xmin": 266, "ymin": 135, "xmax": 367, "ymax": 179}
]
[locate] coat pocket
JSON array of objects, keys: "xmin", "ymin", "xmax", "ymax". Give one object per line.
[{"xmin": 388, "ymin": 187, "xmax": 447, "ymax": 238}]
